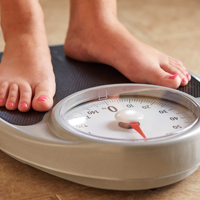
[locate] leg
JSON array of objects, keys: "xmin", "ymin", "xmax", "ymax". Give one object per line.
[
  {"xmin": 65, "ymin": 0, "xmax": 190, "ymax": 89},
  {"xmin": 0, "ymin": 0, "xmax": 56, "ymax": 112}
]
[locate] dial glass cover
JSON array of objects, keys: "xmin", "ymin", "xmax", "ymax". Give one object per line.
[{"xmin": 59, "ymin": 85, "xmax": 199, "ymax": 142}]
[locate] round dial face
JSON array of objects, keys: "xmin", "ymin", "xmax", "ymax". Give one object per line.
[{"xmin": 62, "ymin": 96, "xmax": 197, "ymax": 142}]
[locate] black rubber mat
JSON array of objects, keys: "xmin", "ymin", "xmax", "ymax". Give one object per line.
[{"xmin": 0, "ymin": 45, "xmax": 199, "ymax": 125}]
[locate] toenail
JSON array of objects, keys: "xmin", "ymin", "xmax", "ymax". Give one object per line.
[
  {"xmin": 21, "ymin": 103, "xmax": 28, "ymax": 108},
  {"xmin": 36, "ymin": 96, "xmax": 48, "ymax": 101},
  {"xmin": 169, "ymin": 74, "xmax": 178, "ymax": 79},
  {"xmin": 0, "ymin": 99, "xmax": 4, "ymax": 103},
  {"xmin": 182, "ymin": 78, "xmax": 187, "ymax": 82},
  {"xmin": 8, "ymin": 102, "xmax": 14, "ymax": 107},
  {"xmin": 186, "ymin": 73, "xmax": 191, "ymax": 78}
]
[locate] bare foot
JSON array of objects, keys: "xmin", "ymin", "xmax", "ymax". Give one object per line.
[
  {"xmin": 0, "ymin": 0, "xmax": 55, "ymax": 112},
  {"xmin": 64, "ymin": 14, "xmax": 190, "ymax": 89},
  {"xmin": 0, "ymin": 36, "xmax": 55, "ymax": 112}
]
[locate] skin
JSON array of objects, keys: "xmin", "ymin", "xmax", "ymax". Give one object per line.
[
  {"xmin": 0, "ymin": 0, "xmax": 55, "ymax": 112},
  {"xmin": 65, "ymin": 0, "xmax": 190, "ymax": 88},
  {"xmin": 0, "ymin": 0, "xmax": 190, "ymax": 112}
]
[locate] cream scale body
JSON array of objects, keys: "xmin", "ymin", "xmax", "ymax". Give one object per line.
[{"xmin": 1, "ymin": 84, "xmax": 200, "ymax": 190}]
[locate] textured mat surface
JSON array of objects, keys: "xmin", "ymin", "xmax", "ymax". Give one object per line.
[{"xmin": 0, "ymin": 45, "xmax": 199, "ymax": 125}]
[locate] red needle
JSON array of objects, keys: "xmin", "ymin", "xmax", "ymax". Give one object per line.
[{"xmin": 128, "ymin": 122, "xmax": 146, "ymax": 139}]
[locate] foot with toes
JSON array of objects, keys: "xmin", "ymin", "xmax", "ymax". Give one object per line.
[{"xmin": 0, "ymin": 0, "xmax": 190, "ymax": 112}]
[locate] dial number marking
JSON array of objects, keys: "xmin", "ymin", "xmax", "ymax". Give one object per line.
[{"xmin": 64, "ymin": 97, "xmax": 196, "ymax": 142}]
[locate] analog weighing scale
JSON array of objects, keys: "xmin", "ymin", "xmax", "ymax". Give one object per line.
[{"xmin": 1, "ymin": 45, "xmax": 200, "ymax": 190}]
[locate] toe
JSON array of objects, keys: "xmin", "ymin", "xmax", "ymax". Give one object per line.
[
  {"xmin": 32, "ymin": 80, "xmax": 55, "ymax": 112},
  {"xmin": 6, "ymin": 83, "xmax": 19, "ymax": 110},
  {"xmin": 186, "ymin": 72, "xmax": 191, "ymax": 81},
  {"xmin": 157, "ymin": 73, "xmax": 182, "ymax": 89},
  {"xmin": 161, "ymin": 56, "xmax": 189, "ymax": 86},
  {"xmin": 0, "ymin": 81, "xmax": 9, "ymax": 107},
  {"xmin": 18, "ymin": 83, "xmax": 32, "ymax": 112},
  {"xmin": 144, "ymin": 65, "xmax": 182, "ymax": 89}
]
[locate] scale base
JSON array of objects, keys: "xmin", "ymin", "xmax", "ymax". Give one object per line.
[
  {"xmin": 29, "ymin": 164, "xmax": 200, "ymax": 190},
  {"xmin": 1, "ymin": 46, "xmax": 200, "ymax": 191},
  {"xmin": 8, "ymin": 153, "xmax": 199, "ymax": 190}
]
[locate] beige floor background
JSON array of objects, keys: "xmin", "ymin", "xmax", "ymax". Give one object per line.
[{"xmin": 0, "ymin": 0, "xmax": 200, "ymax": 199}]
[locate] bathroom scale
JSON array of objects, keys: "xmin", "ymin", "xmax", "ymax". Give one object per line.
[{"xmin": 1, "ymin": 45, "xmax": 200, "ymax": 190}]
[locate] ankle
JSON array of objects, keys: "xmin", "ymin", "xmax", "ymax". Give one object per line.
[
  {"xmin": 64, "ymin": 16, "xmax": 126, "ymax": 63},
  {"xmin": 69, "ymin": 0, "xmax": 117, "ymax": 24},
  {"xmin": 2, "ymin": 32, "xmax": 51, "ymax": 66}
]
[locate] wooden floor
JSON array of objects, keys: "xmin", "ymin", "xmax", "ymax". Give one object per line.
[{"xmin": 0, "ymin": 0, "xmax": 200, "ymax": 199}]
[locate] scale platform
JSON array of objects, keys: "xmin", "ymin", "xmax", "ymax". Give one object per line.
[
  {"xmin": 0, "ymin": 45, "xmax": 200, "ymax": 126},
  {"xmin": 0, "ymin": 45, "xmax": 200, "ymax": 190}
]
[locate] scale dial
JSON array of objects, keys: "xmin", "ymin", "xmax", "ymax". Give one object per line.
[
  {"xmin": 63, "ymin": 96, "xmax": 196, "ymax": 141},
  {"xmin": 52, "ymin": 84, "xmax": 200, "ymax": 143}
]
